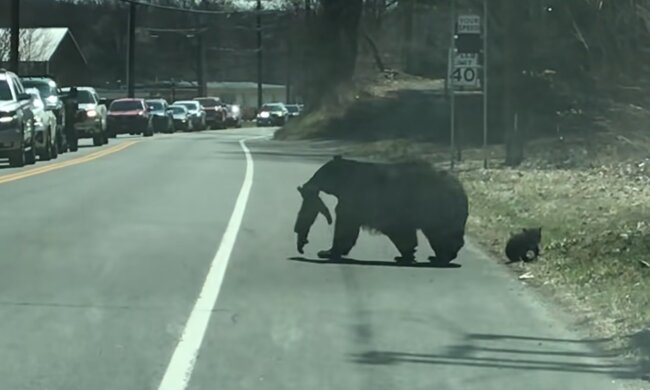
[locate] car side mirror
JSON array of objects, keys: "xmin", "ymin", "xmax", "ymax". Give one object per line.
[
  {"xmin": 99, "ymin": 98, "xmax": 108, "ymax": 106},
  {"xmin": 18, "ymin": 93, "xmax": 32, "ymax": 101}
]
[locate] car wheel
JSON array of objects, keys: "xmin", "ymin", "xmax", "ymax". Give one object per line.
[
  {"xmin": 40, "ymin": 130, "xmax": 53, "ymax": 161},
  {"xmin": 143, "ymin": 121, "xmax": 154, "ymax": 137},
  {"xmin": 25, "ymin": 144, "xmax": 36, "ymax": 165},
  {"xmin": 68, "ymin": 134, "xmax": 79, "ymax": 152},
  {"xmin": 51, "ymin": 138, "xmax": 59, "ymax": 159},
  {"xmin": 8, "ymin": 145, "xmax": 25, "ymax": 167},
  {"xmin": 93, "ymin": 135, "xmax": 103, "ymax": 146}
]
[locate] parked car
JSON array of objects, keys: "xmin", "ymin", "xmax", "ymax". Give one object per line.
[
  {"xmin": 256, "ymin": 103, "xmax": 290, "ymax": 127},
  {"xmin": 224, "ymin": 104, "xmax": 242, "ymax": 128},
  {"xmin": 173, "ymin": 100, "xmax": 206, "ymax": 131},
  {"xmin": 61, "ymin": 86, "xmax": 109, "ymax": 146},
  {"xmin": 193, "ymin": 97, "xmax": 226, "ymax": 129},
  {"xmin": 168, "ymin": 104, "xmax": 193, "ymax": 132},
  {"xmin": 146, "ymin": 98, "xmax": 174, "ymax": 133},
  {"xmin": 285, "ymin": 104, "xmax": 301, "ymax": 120},
  {"xmin": 20, "ymin": 75, "xmax": 68, "ymax": 153},
  {"xmin": 107, "ymin": 98, "xmax": 154, "ymax": 137},
  {"xmin": 0, "ymin": 69, "xmax": 36, "ymax": 167},
  {"xmin": 25, "ymin": 88, "xmax": 58, "ymax": 161}
]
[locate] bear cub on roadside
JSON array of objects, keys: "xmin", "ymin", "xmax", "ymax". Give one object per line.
[{"xmin": 505, "ymin": 227, "xmax": 542, "ymax": 263}]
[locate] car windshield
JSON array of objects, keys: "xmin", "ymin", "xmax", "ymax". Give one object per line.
[
  {"xmin": 110, "ymin": 100, "xmax": 143, "ymax": 111},
  {"xmin": 170, "ymin": 106, "xmax": 186, "ymax": 114},
  {"xmin": 262, "ymin": 104, "xmax": 284, "ymax": 112},
  {"xmin": 76, "ymin": 90, "xmax": 95, "ymax": 104},
  {"xmin": 147, "ymin": 101, "xmax": 165, "ymax": 111},
  {"xmin": 195, "ymin": 98, "xmax": 217, "ymax": 107},
  {"xmin": 177, "ymin": 102, "xmax": 197, "ymax": 111},
  {"xmin": 21, "ymin": 81, "xmax": 55, "ymax": 98},
  {"xmin": 0, "ymin": 80, "xmax": 12, "ymax": 101},
  {"xmin": 286, "ymin": 105, "xmax": 299, "ymax": 113}
]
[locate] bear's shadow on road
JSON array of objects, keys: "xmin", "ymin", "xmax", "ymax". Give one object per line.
[
  {"xmin": 288, "ymin": 256, "xmax": 462, "ymax": 269},
  {"xmin": 349, "ymin": 333, "xmax": 643, "ymax": 380}
]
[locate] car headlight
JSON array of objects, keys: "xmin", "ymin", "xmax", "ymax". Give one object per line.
[
  {"xmin": 87, "ymin": 109, "xmax": 97, "ymax": 118},
  {"xmin": 0, "ymin": 115, "xmax": 16, "ymax": 124},
  {"xmin": 259, "ymin": 112, "xmax": 270, "ymax": 118},
  {"xmin": 46, "ymin": 95, "xmax": 58, "ymax": 105}
]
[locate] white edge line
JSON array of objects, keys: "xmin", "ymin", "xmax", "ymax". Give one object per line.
[{"xmin": 157, "ymin": 135, "xmax": 268, "ymax": 390}]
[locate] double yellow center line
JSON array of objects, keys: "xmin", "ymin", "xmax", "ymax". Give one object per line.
[{"xmin": 0, "ymin": 140, "xmax": 139, "ymax": 185}]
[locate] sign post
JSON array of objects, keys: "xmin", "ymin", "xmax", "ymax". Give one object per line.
[
  {"xmin": 447, "ymin": 3, "xmax": 488, "ymax": 169},
  {"xmin": 482, "ymin": 0, "xmax": 489, "ymax": 169}
]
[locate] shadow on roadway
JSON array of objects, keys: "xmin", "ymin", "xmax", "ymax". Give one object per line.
[
  {"xmin": 288, "ymin": 256, "xmax": 462, "ymax": 269},
  {"xmin": 629, "ymin": 329, "xmax": 650, "ymax": 380},
  {"xmin": 0, "ymin": 161, "xmax": 15, "ymax": 170},
  {"xmin": 349, "ymin": 332, "xmax": 642, "ymax": 379}
]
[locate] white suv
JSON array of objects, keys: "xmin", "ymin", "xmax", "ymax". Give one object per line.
[{"xmin": 0, "ymin": 70, "xmax": 37, "ymax": 167}]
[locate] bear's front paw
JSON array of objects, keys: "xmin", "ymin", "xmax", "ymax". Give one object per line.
[{"xmin": 318, "ymin": 249, "xmax": 341, "ymax": 260}]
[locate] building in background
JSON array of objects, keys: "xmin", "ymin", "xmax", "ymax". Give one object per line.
[
  {"xmin": 206, "ymin": 82, "xmax": 286, "ymax": 108},
  {"xmin": 0, "ymin": 27, "xmax": 88, "ymax": 85}
]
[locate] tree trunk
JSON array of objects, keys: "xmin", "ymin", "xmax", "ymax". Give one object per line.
[
  {"xmin": 362, "ymin": 31, "xmax": 385, "ymax": 72},
  {"xmin": 401, "ymin": 0, "xmax": 414, "ymax": 73}
]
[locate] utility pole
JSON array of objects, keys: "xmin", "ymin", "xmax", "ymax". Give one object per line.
[
  {"xmin": 9, "ymin": 0, "xmax": 20, "ymax": 73},
  {"xmin": 197, "ymin": 33, "xmax": 205, "ymax": 96},
  {"xmin": 256, "ymin": 0, "xmax": 263, "ymax": 109},
  {"xmin": 126, "ymin": 2, "xmax": 137, "ymax": 98},
  {"xmin": 286, "ymin": 32, "xmax": 292, "ymax": 103},
  {"xmin": 303, "ymin": 0, "xmax": 311, "ymax": 107}
]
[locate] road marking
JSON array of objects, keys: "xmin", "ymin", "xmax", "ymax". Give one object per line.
[
  {"xmin": 157, "ymin": 136, "xmax": 264, "ymax": 390},
  {"xmin": 0, "ymin": 141, "xmax": 138, "ymax": 185}
]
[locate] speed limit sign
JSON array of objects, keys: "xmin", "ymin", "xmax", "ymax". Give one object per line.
[{"xmin": 449, "ymin": 53, "xmax": 481, "ymax": 89}]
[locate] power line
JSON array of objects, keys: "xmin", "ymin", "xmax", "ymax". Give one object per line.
[
  {"xmin": 138, "ymin": 27, "xmax": 209, "ymax": 34},
  {"xmin": 116, "ymin": 0, "xmax": 281, "ymax": 15}
]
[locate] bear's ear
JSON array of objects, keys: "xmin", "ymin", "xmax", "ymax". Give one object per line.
[
  {"xmin": 333, "ymin": 155, "xmax": 342, "ymax": 161},
  {"xmin": 297, "ymin": 186, "xmax": 303, "ymax": 194}
]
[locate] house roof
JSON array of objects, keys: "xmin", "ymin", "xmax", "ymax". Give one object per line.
[
  {"xmin": 0, "ymin": 27, "xmax": 87, "ymax": 64},
  {"xmin": 206, "ymin": 81, "xmax": 285, "ymax": 90}
]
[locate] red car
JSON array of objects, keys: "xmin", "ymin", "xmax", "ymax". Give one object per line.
[{"xmin": 106, "ymin": 98, "xmax": 154, "ymax": 137}]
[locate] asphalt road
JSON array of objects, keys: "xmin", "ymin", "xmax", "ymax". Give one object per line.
[{"xmin": 0, "ymin": 128, "xmax": 641, "ymax": 390}]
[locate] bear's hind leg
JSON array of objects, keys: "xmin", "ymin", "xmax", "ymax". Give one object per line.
[
  {"xmin": 384, "ymin": 228, "xmax": 418, "ymax": 264},
  {"xmin": 423, "ymin": 228, "xmax": 464, "ymax": 264}
]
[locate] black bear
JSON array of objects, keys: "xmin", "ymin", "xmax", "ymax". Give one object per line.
[
  {"xmin": 294, "ymin": 156, "xmax": 469, "ymax": 264},
  {"xmin": 505, "ymin": 227, "xmax": 542, "ymax": 263}
]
